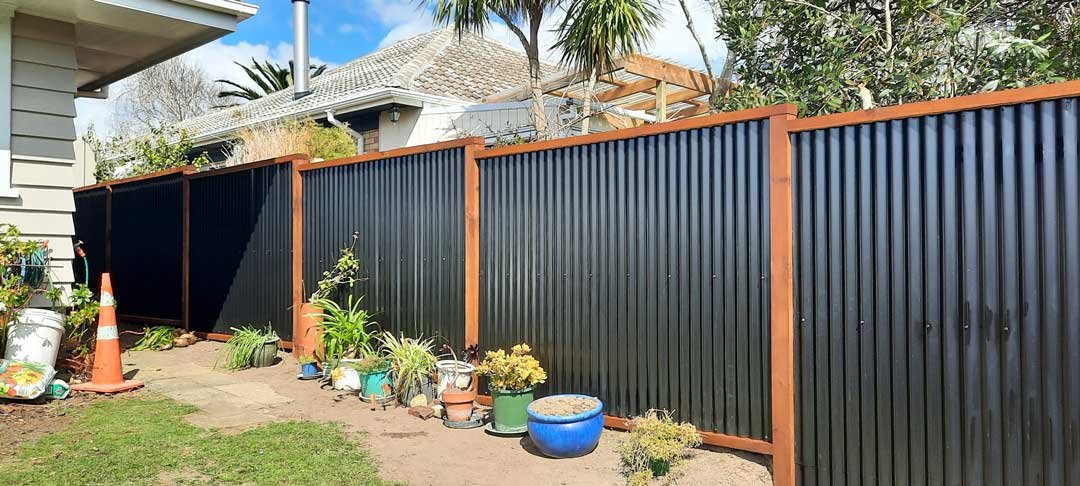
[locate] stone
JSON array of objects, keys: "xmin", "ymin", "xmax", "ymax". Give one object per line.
[
  {"xmin": 408, "ymin": 406, "xmax": 435, "ymax": 420},
  {"xmin": 408, "ymin": 393, "xmax": 428, "ymax": 408}
]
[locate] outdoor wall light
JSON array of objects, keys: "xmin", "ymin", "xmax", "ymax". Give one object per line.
[{"xmin": 389, "ymin": 106, "xmax": 401, "ymax": 123}]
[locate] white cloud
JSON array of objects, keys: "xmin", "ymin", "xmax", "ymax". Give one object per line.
[{"xmin": 74, "ymin": 40, "xmax": 333, "ymax": 138}]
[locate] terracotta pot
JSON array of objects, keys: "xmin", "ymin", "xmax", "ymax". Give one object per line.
[
  {"xmin": 295, "ymin": 302, "xmax": 324, "ymax": 361},
  {"xmin": 441, "ymin": 387, "xmax": 477, "ymax": 422}
]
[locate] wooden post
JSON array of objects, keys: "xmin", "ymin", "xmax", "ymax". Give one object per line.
[
  {"xmin": 181, "ymin": 173, "xmax": 191, "ymax": 331},
  {"xmin": 291, "ymin": 157, "xmax": 306, "ymax": 355},
  {"xmin": 463, "ymin": 142, "xmax": 482, "ymax": 349},
  {"xmin": 654, "ymin": 80, "xmax": 668, "ymax": 122},
  {"xmin": 768, "ymin": 112, "xmax": 797, "ymax": 486}
]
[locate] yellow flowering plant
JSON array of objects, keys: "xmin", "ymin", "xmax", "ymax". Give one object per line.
[{"xmin": 475, "ymin": 343, "xmax": 547, "ymax": 391}]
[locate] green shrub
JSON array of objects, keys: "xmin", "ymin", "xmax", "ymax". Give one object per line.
[{"xmin": 617, "ymin": 409, "xmax": 703, "ymax": 486}]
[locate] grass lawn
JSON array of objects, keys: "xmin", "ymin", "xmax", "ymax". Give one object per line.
[{"xmin": 0, "ymin": 394, "xmax": 400, "ymax": 485}]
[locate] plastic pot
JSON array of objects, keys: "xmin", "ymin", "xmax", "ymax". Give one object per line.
[
  {"xmin": 526, "ymin": 395, "xmax": 604, "ymax": 458},
  {"xmin": 398, "ymin": 374, "xmax": 436, "ymax": 405},
  {"xmin": 295, "ymin": 302, "xmax": 323, "ymax": 359},
  {"xmin": 253, "ymin": 340, "xmax": 279, "ymax": 368},
  {"xmin": 5, "ymin": 308, "xmax": 65, "ymax": 367},
  {"xmin": 491, "ymin": 387, "xmax": 534, "ymax": 432},
  {"xmin": 360, "ymin": 368, "xmax": 392, "ymax": 398},
  {"xmin": 300, "ymin": 362, "xmax": 319, "ymax": 378},
  {"xmin": 442, "ymin": 386, "xmax": 476, "ymax": 422},
  {"xmin": 435, "ymin": 360, "xmax": 474, "ymax": 399}
]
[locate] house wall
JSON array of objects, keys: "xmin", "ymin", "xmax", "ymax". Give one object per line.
[
  {"xmin": 1, "ymin": 13, "xmax": 78, "ymax": 300},
  {"xmin": 379, "ymin": 101, "xmax": 622, "ymax": 150}
]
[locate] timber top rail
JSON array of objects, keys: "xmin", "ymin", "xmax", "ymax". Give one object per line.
[{"xmin": 476, "ymin": 104, "xmax": 797, "ymax": 159}]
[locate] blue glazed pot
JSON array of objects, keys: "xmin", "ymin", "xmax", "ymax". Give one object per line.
[
  {"xmin": 301, "ymin": 362, "xmax": 319, "ymax": 378},
  {"xmin": 360, "ymin": 369, "xmax": 392, "ymax": 398},
  {"xmin": 527, "ymin": 395, "xmax": 604, "ymax": 458}
]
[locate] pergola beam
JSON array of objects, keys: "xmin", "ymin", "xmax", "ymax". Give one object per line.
[
  {"xmin": 624, "ymin": 55, "xmax": 714, "ymax": 93},
  {"xmin": 621, "ymin": 87, "xmax": 706, "ymax": 111},
  {"xmin": 594, "ymin": 78, "xmax": 658, "ymax": 102}
]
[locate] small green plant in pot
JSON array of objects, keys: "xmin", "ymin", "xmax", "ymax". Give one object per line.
[
  {"xmin": 475, "ymin": 343, "xmax": 546, "ymax": 433},
  {"xmin": 219, "ymin": 325, "xmax": 280, "ymax": 370},
  {"xmin": 312, "ymin": 295, "xmax": 380, "ymax": 392},
  {"xmin": 298, "ymin": 353, "xmax": 319, "ymax": 378},
  {"xmin": 616, "ymin": 409, "xmax": 702, "ymax": 486},
  {"xmin": 380, "ymin": 332, "xmax": 437, "ymax": 406},
  {"xmin": 351, "ymin": 355, "xmax": 392, "ymax": 401}
]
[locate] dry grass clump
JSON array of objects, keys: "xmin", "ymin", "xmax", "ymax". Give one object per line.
[{"xmin": 223, "ymin": 118, "xmax": 356, "ymax": 166}]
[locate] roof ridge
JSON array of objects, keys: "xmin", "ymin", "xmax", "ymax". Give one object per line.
[{"xmin": 389, "ymin": 29, "xmax": 455, "ymax": 89}]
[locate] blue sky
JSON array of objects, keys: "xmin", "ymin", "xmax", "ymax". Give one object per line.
[{"xmin": 74, "ymin": 0, "xmax": 724, "ymax": 135}]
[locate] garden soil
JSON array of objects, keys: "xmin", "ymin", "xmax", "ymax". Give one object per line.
[
  {"xmin": 22, "ymin": 335, "xmax": 773, "ymax": 486},
  {"xmin": 529, "ymin": 395, "xmax": 599, "ymax": 416}
]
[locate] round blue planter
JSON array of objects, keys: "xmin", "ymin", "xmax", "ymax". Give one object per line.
[
  {"xmin": 300, "ymin": 362, "xmax": 319, "ymax": 378},
  {"xmin": 527, "ymin": 395, "xmax": 604, "ymax": 458}
]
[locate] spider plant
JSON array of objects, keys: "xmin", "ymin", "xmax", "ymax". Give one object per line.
[
  {"xmin": 380, "ymin": 332, "xmax": 437, "ymax": 402},
  {"xmin": 311, "ymin": 295, "xmax": 377, "ymax": 363},
  {"xmin": 220, "ymin": 325, "xmax": 278, "ymax": 370}
]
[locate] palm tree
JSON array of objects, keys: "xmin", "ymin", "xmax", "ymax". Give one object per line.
[
  {"xmin": 216, "ymin": 58, "xmax": 327, "ymax": 103},
  {"xmin": 554, "ymin": 0, "xmax": 661, "ymax": 132},
  {"xmin": 429, "ymin": 0, "xmax": 558, "ymax": 139}
]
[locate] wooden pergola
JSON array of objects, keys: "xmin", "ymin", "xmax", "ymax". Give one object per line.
[{"xmin": 484, "ymin": 54, "xmax": 716, "ymax": 128}]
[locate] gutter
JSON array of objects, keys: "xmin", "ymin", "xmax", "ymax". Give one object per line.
[
  {"xmin": 326, "ymin": 109, "xmax": 365, "ymax": 154},
  {"xmin": 188, "ymin": 87, "xmax": 455, "ymax": 147}
]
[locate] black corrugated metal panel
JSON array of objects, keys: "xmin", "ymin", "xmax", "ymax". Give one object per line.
[
  {"xmin": 791, "ymin": 98, "xmax": 1080, "ymax": 486},
  {"xmin": 301, "ymin": 149, "xmax": 465, "ymax": 348},
  {"xmin": 479, "ymin": 122, "xmax": 772, "ymax": 439},
  {"xmin": 109, "ymin": 175, "xmax": 183, "ymax": 320},
  {"xmin": 72, "ymin": 188, "xmax": 107, "ymax": 293},
  {"xmin": 189, "ymin": 163, "xmax": 293, "ymax": 339}
]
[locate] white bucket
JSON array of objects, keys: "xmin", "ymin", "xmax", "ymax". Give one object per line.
[
  {"xmin": 435, "ymin": 360, "xmax": 474, "ymax": 399},
  {"xmin": 5, "ymin": 308, "xmax": 65, "ymax": 367}
]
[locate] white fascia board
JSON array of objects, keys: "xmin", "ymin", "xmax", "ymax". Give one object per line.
[
  {"xmin": 92, "ymin": 0, "xmax": 248, "ymax": 31},
  {"xmin": 0, "ymin": 4, "xmax": 17, "ymax": 198}
]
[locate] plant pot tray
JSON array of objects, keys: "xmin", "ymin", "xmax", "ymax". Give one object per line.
[
  {"xmin": 483, "ymin": 422, "xmax": 527, "ymax": 436},
  {"xmin": 443, "ymin": 411, "xmax": 485, "ymax": 429}
]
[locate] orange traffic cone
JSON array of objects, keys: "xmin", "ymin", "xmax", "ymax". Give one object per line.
[{"xmin": 72, "ymin": 273, "xmax": 143, "ymax": 393}]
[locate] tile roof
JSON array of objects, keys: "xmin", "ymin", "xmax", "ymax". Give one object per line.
[{"xmin": 175, "ymin": 28, "xmax": 561, "ymax": 141}]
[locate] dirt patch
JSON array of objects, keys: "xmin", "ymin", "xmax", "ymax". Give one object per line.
[
  {"xmin": 126, "ymin": 341, "xmax": 775, "ymax": 486},
  {"xmin": 529, "ymin": 396, "xmax": 599, "ymax": 416},
  {"xmin": 0, "ymin": 391, "xmax": 123, "ymax": 458}
]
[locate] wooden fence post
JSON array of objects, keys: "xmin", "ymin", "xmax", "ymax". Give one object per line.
[
  {"xmin": 291, "ymin": 157, "xmax": 306, "ymax": 354},
  {"xmin": 463, "ymin": 142, "xmax": 482, "ymax": 350},
  {"xmin": 769, "ymin": 111, "xmax": 797, "ymax": 486},
  {"xmin": 181, "ymin": 172, "xmax": 192, "ymax": 331}
]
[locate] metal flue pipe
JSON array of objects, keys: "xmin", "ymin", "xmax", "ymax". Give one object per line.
[{"xmin": 292, "ymin": 0, "xmax": 311, "ymax": 100}]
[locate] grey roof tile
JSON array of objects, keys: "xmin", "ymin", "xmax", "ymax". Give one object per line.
[{"xmin": 175, "ymin": 29, "xmax": 561, "ymax": 141}]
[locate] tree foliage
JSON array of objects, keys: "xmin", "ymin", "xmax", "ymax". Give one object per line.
[
  {"xmin": 217, "ymin": 58, "xmax": 328, "ymax": 103},
  {"xmin": 712, "ymin": 0, "xmax": 1080, "ymax": 115},
  {"xmin": 114, "ymin": 57, "xmax": 219, "ymax": 130},
  {"xmin": 87, "ymin": 125, "xmax": 210, "ymax": 182}
]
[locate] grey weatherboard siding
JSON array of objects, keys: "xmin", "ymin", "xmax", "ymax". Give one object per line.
[
  {"xmin": 479, "ymin": 121, "xmax": 773, "ymax": 439},
  {"xmin": 791, "ymin": 98, "xmax": 1080, "ymax": 486}
]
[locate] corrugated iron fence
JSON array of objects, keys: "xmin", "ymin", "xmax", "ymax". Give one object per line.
[
  {"xmin": 72, "ymin": 172, "xmax": 184, "ymax": 325},
  {"xmin": 71, "ymin": 81, "xmax": 1080, "ymax": 486},
  {"xmin": 790, "ymin": 96, "xmax": 1080, "ymax": 485},
  {"xmin": 477, "ymin": 122, "xmax": 773, "ymax": 440},
  {"xmin": 300, "ymin": 148, "xmax": 467, "ymax": 345},
  {"xmin": 188, "ymin": 161, "xmax": 295, "ymax": 339}
]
